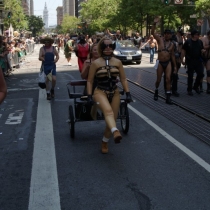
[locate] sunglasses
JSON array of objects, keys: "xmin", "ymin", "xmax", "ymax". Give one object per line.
[{"xmin": 104, "ymin": 44, "xmax": 114, "ymax": 48}]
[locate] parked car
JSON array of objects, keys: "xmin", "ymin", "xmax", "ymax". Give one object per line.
[{"xmin": 113, "ymin": 40, "xmax": 142, "ymax": 64}]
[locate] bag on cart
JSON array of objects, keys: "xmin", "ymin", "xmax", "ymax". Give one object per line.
[{"xmin": 75, "ymin": 103, "xmax": 93, "ymax": 121}]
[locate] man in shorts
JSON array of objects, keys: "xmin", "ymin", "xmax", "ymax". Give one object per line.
[{"xmin": 64, "ymin": 38, "xmax": 74, "ymax": 66}]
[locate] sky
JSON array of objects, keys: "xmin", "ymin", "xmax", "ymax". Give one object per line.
[{"xmin": 34, "ymin": 0, "xmax": 62, "ymax": 26}]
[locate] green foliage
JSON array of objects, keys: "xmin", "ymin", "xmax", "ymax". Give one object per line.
[
  {"xmin": 196, "ymin": 0, "xmax": 210, "ymax": 28},
  {"xmin": 25, "ymin": 15, "xmax": 44, "ymax": 36},
  {"xmin": 61, "ymin": 15, "xmax": 79, "ymax": 34},
  {"xmin": 80, "ymin": 0, "xmax": 121, "ymax": 32},
  {"xmin": 69, "ymin": 0, "xmax": 206, "ymax": 35},
  {"xmin": 3, "ymin": 0, "xmax": 28, "ymax": 30}
]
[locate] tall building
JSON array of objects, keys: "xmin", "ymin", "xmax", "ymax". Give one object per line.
[
  {"xmin": 63, "ymin": 0, "xmax": 75, "ymax": 16},
  {"xmin": 22, "ymin": 0, "xmax": 30, "ymax": 15},
  {"xmin": 43, "ymin": 2, "xmax": 49, "ymax": 29},
  {"xmin": 30, "ymin": 0, "xmax": 34, "ymax": 15},
  {"xmin": 56, "ymin": 6, "xmax": 63, "ymax": 26}
]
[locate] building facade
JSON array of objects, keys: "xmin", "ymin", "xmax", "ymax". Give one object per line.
[
  {"xmin": 30, "ymin": 0, "xmax": 34, "ymax": 15},
  {"xmin": 22, "ymin": 0, "xmax": 30, "ymax": 15},
  {"xmin": 43, "ymin": 2, "xmax": 49, "ymax": 29},
  {"xmin": 62, "ymin": 0, "xmax": 75, "ymax": 16},
  {"xmin": 56, "ymin": 6, "xmax": 63, "ymax": 25}
]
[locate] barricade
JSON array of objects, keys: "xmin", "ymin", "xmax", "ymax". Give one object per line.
[
  {"xmin": 11, "ymin": 43, "xmax": 35, "ymax": 67},
  {"xmin": 3, "ymin": 43, "xmax": 35, "ymax": 77}
]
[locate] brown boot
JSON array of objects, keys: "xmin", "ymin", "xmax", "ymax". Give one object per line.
[
  {"xmin": 101, "ymin": 141, "xmax": 108, "ymax": 154},
  {"xmin": 113, "ymin": 130, "xmax": 122, "ymax": 144}
]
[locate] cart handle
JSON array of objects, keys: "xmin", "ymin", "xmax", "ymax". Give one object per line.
[{"xmin": 68, "ymin": 80, "xmax": 87, "ymax": 86}]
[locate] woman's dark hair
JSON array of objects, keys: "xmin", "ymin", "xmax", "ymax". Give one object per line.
[{"xmin": 78, "ymin": 36, "xmax": 86, "ymax": 44}]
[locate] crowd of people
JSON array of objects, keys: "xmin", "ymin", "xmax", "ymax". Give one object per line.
[
  {"xmin": 0, "ymin": 34, "xmax": 35, "ymax": 76},
  {"xmin": 0, "ymin": 34, "xmax": 35, "ymax": 105},
  {"xmin": 1, "ymin": 24, "xmax": 210, "ymax": 153}
]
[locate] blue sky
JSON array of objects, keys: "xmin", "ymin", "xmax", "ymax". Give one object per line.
[{"xmin": 34, "ymin": 0, "xmax": 62, "ymax": 26}]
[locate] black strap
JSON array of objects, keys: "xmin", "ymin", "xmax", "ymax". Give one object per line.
[{"xmin": 104, "ymin": 57, "xmax": 113, "ymax": 91}]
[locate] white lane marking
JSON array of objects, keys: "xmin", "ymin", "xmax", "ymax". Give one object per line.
[
  {"xmin": 28, "ymin": 89, "xmax": 61, "ymax": 210},
  {"xmin": 5, "ymin": 112, "xmax": 24, "ymax": 124},
  {"xmin": 8, "ymin": 87, "xmax": 39, "ymax": 92},
  {"xmin": 128, "ymin": 104, "xmax": 210, "ymax": 173}
]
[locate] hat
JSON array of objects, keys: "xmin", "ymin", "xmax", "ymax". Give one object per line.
[
  {"xmin": 164, "ymin": 29, "xmax": 172, "ymax": 34},
  {"xmin": 191, "ymin": 30, "xmax": 200, "ymax": 36},
  {"xmin": 40, "ymin": 36, "xmax": 54, "ymax": 44}
]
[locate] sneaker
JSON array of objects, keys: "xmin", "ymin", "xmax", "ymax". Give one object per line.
[
  {"xmin": 188, "ymin": 91, "xmax": 193, "ymax": 96},
  {"xmin": 47, "ymin": 93, "xmax": 51, "ymax": 100},
  {"xmin": 50, "ymin": 89, "xmax": 54, "ymax": 98},
  {"xmin": 68, "ymin": 62, "xmax": 72, "ymax": 66}
]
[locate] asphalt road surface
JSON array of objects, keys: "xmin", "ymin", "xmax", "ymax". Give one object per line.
[{"xmin": 0, "ymin": 45, "xmax": 210, "ymax": 210}]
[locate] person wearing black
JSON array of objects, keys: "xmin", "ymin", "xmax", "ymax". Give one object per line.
[
  {"xmin": 181, "ymin": 30, "xmax": 205, "ymax": 96},
  {"xmin": 133, "ymin": 32, "xmax": 142, "ymax": 49}
]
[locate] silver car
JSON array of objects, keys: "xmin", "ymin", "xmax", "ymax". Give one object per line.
[{"xmin": 113, "ymin": 40, "xmax": 142, "ymax": 64}]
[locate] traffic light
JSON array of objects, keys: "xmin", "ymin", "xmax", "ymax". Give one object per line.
[
  {"xmin": 165, "ymin": 0, "xmax": 168, "ymax": 4},
  {"xmin": 7, "ymin": 12, "xmax": 12, "ymax": 18}
]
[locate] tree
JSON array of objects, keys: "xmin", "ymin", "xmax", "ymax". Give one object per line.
[
  {"xmin": 3, "ymin": 0, "xmax": 28, "ymax": 30},
  {"xmin": 26, "ymin": 15, "xmax": 44, "ymax": 36},
  {"xmin": 196, "ymin": 0, "xmax": 210, "ymax": 28},
  {"xmin": 80, "ymin": 0, "xmax": 121, "ymax": 33},
  {"xmin": 61, "ymin": 15, "xmax": 79, "ymax": 34}
]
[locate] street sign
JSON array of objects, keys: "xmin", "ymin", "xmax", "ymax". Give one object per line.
[{"xmin": 174, "ymin": 0, "xmax": 183, "ymax": 4}]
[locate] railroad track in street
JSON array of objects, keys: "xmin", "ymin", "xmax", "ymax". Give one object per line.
[{"xmin": 118, "ymin": 61, "xmax": 210, "ymax": 146}]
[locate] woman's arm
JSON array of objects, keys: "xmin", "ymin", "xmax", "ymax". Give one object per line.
[
  {"xmin": 38, "ymin": 47, "xmax": 45, "ymax": 61},
  {"xmin": 81, "ymin": 60, "xmax": 91, "ymax": 79},
  {"xmin": 118, "ymin": 61, "xmax": 129, "ymax": 92},
  {"xmin": 0, "ymin": 68, "xmax": 7, "ymax": 104},
  {"xmin": 87, "ymin": 62, "xmax": 97, "ymax": 95},
  {"xmin": 54, "ymin": 48, "xmax": 59, "ymax": 63}
]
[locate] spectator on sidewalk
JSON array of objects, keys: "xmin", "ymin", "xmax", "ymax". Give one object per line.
[
  {"xmin": 0, "ymin": 67, "xmax": 7, "ymax": 104},
  {"xmin": 39, "ymin": 36, "xmax": 59, "ymax": 100}
]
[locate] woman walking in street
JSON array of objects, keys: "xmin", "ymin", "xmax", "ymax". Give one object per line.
[{"xmin": 39, "ymin": 36, "xmax": 59, "ymax": 100}]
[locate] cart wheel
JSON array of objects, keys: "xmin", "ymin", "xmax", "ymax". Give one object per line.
[
  {"xmin": 120, "ymin": 102, "xmax": 129, "ymax": 134},
  {"xmin": 69, "ymin": 105, "xmax": 75, "ymax": 138}
]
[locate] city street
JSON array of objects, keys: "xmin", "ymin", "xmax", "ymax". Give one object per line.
[{"xmin": 0, "ymin": 44, "xmax": 210, "ymax": 210}]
